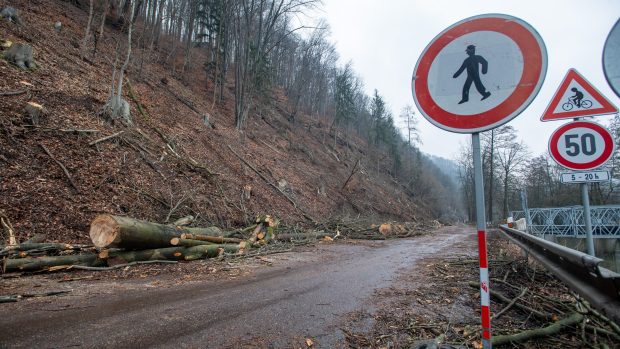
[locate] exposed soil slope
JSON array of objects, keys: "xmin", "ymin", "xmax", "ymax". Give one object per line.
[{"xmin": 0, "ymin": 0, "xmax": 430, "ymax": 244}]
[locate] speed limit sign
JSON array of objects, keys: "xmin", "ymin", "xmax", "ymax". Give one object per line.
[{"xmin": 549, "ymin": 121, "xmax": 615, "ymax": 170}]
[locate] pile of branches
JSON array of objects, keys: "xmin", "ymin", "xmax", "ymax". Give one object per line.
[
  {"xmin": 342, "ymin": 233, "xmax": 620, "ymax": 349},
  {"xmin": 1, "ymin": 214, "xmax": 324, "ymax": 274},
  {"xmin": 1, "ymin": 214, "xmax": 441, "ymax": 275},
  {"xmin": 318, "ymin": 219, "xmax": 441, "ymax": 240}
]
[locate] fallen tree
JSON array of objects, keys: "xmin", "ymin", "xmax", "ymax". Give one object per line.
[
  {"xmin": 4, "ymin": 244, "xmax": 242, "ymax": 272},
  {"xmin": 4, "ymin": 254, "xmax": 104, "ymax": 272},
  {"xmin": 101, "ymin": 244, "xmax": 242, "ymax": 264},
  {"xmin": 0, "ymin": 243, "xmax": 92, "ymax": 257}
]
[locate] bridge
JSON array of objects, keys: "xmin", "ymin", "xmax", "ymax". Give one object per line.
[{"xmin": 510, "ymin": 205, "xmax": 620, "ymax": 238}]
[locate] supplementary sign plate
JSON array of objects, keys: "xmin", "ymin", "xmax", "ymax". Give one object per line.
[{"xmin": 560, "ymin": 171, "xmax": 610, "ymax": 184}]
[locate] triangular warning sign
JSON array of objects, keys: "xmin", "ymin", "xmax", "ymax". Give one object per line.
[{"xmin": 541, "ymin": 68, "xmax": 618, "ymax": 121}]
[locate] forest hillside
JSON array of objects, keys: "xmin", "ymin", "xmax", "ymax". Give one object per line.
[{"xmin": 0, "ymin": 0, "xmax": 462, "ymax": 244}]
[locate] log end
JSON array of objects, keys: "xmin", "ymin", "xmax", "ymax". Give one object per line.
[{"xmin": 90, "ymin": 215, "xmax": 120, "ymax": 248}]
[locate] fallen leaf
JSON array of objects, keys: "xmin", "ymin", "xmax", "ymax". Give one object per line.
[{"xmin": 305, "ymin": 338, "xmax": 314, "ymax": 347}]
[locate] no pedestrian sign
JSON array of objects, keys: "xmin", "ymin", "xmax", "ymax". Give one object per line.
[{"xmin": 412, "ymin": 14, "xmax": 547, "ymax": 133}]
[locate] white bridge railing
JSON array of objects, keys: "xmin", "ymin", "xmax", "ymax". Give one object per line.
[{"xmin": 510, "ymin": 205, "xmax": 620, "ymax": 238}]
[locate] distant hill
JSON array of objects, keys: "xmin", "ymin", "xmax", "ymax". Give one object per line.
[{"xmin": 427, "ymin": 154, "xmax": 460, "ymax": 186}]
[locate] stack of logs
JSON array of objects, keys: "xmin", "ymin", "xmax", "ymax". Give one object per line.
[
  {"xmin": 1, "ymin": 216, "xmax": 431, "ymax": 273},
  {"xmin": 2, "ymin": 214, "xmax": 280, "ymax": 272}
]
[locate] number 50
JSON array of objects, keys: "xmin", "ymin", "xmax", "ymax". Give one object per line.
[{"xmin": 564, "ymin": 134, "xmax": 596, "ymax": 156}]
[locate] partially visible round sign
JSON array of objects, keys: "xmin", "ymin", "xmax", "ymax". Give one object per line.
[
  {"xmin": 603, "ymin": 19, "xmax": 620, "ymax": 98},
  {"xmin": 548, "ymin": 121, "xmax": 615, "ymax": 170},
  {"xmin": 412, "ymin": 14, "xmax": 547, "ymax": 133}
]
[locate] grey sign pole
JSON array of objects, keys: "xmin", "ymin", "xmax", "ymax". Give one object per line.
[
  {"xmin": 581, "ymin": 183, "xmax": 595, "ymax": 256},
  {"xmin": 573, "ymin": 117, "xmax": 595, "ymax": 257},
  {"xmin": 472, "ymin": 133, "xmax": 491, "ymax": 349}
]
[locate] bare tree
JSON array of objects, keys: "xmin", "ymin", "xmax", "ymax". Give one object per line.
[
  {"xmin": 102, "ymin": 0, "xmax": 135, "ymax": 124},
  {"xmin": 80, "ymin": 0, "xmax": 95, "ymax": 59},
  {"xmin": 495, "ymin": 132, "xmax": 529, "ymax": 218},
  {"xmin": 232, "ymin": 0, "xmax": 321, "ymax": 130},
  {"xmin": 399, "ymin": 104, "xmax": 420, "ymax": 146}
]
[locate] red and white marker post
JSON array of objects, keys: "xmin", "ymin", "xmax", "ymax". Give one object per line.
[
  {"xmin": 412, "ymin": 14, "xmax": 547, "ymax": 348},
  {"xmin": 472, "ymin": 134, "xmax": 491, "ymax": 342}
]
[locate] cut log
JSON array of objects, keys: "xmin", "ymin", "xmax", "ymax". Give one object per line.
[
  {"xmin": 4, "ymin": 254, "xmax": 104, "ymax": 272},
  {"xmin": 0, "ymin": 243, "xmax": 91, "ymax": 257},
  {"xmin": 170, "ymin": 237, "xmax": 215, "ymax": 247},
  {"xmin": 182, "ymin": 226, "xmax": 230, "ymax": 237},
  {"xmin": 102, "ymin": 244, "xmax": 242, "ymax": 264},
  {"xmin": 173, "ymin": 215, "xmax": 194, "ymax": 226},
  {"xmin": 4, "ymin": 244, "xmax": 244, "ymax": 272},
  {"xmin": 103, "ymin": 246, "xmax": 187, "ymax": 265},
  {"xmin": 89, "ymin": 214, "xmax": 225, "ymax": 250},
  {"xmin": 1, "ymin": 243, "xmax": 75, "ymax": 252},
  {"xmin": 179, "ymin": 233, "xmax": 242, "ymax": 244},
  {"xmin": 184, "ymin": 244, "xmax": 241, "ymax": 261}
]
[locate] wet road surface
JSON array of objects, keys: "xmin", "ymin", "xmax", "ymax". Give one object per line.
[{"xmin": 0, "ymin": 226, "xmax": 473, "ymax": 348}]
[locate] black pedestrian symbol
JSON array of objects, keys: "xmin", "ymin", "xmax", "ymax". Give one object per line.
[{"xmin": 453, "ymin": 45, "xmax": 491, "ymax": 104}]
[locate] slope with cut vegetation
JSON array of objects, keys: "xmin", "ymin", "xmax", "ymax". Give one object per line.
[{"xmin": 0, "ymin": 0, "xmax": 462, "ymax": 246}]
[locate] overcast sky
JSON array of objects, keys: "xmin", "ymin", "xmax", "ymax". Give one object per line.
[{"xmin": 318, "ymin": 0, "xmax": 620, "ymax": 160}]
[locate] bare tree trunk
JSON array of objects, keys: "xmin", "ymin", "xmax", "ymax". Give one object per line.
[
  {"xmin": 182, "ymin": 0, "xmax": 196, "ymax": 75},
  {"xmin": 102, "ymin": 0, "xmax": 135, "ymax": 124},
  {"xmin": 93, "ymin": 0, "xmax": 109, "ymax": 55},
  {"xmin": 80, "ymin": 0, "xmax": 95, "ymax": 59}
]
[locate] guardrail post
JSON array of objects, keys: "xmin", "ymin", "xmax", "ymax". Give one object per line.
[{"xmin": 473, "ymin": 133, "xmax": 492, "ymax": 348}]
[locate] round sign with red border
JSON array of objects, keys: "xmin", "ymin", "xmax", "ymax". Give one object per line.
[
  {"xmin": 412, "ymin": 14, "xmax": 547, "ymax": 133},
  {"xmin": 548, "ymin": 121, "xmax": 615, "ymax": 170}
]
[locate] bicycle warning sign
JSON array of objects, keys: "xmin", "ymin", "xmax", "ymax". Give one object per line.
[{"xmin": 541, "ymin": 68, "xmax": 618, "ymax": 121}]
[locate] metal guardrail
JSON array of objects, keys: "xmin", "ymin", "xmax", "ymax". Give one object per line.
[
  {"xmin": 499, "ymin": 224, "xmax": 620, "ymax": 324},
  {"xmin": 511, "ymin": 205, "xmax": 620, "ymax": 238}
]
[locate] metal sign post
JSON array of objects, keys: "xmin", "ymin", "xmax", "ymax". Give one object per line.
[
  {"xmin": 411, "ymin": 14, "xmax": 547, "ymax": 348},
  {"xmin": 472, "ymin": 133, "xmax": 491, "ymax": 348},
  {"xmin": 548, "ymin": 120, "xmax": 615, "ymax": 257},
  {"xmin": 581, "ymin": 182, "xmax": 595, "ymax": 256}
]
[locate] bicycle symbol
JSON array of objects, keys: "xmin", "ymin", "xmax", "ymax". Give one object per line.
[{"xmin": 562, "ymin": 98, "xmax": 592, "ymax": 111}]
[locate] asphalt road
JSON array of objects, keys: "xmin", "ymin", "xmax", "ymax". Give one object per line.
[{"xmin": 0, "ymin": 226, "xmax": 472, "ymax": 348}]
